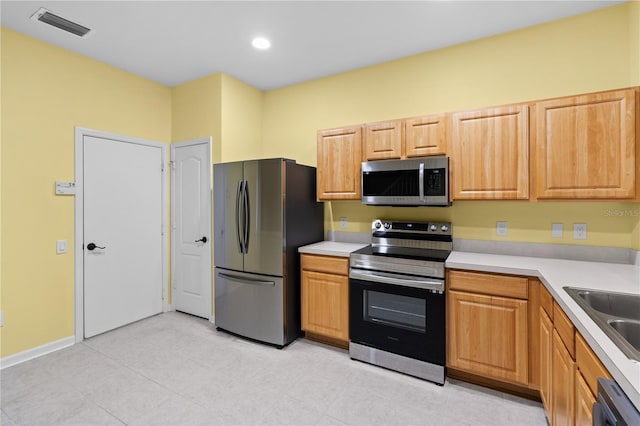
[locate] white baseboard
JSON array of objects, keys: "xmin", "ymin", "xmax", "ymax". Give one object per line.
[
  {"xmin": 1, "ymin": 336, "xmax": 75, "ymax": 370},
  {"xmin": 164, "ymin": 304, "xmax": 174, "ymax": 312},
  {"xmin": 209, "ymin": 315, "xmax": 215, "ymax": 325}
]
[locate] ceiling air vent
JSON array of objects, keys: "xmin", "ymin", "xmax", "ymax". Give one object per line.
[{"xmin": 30, "ymin": 8, "xmax": 92, "ymax": 37}]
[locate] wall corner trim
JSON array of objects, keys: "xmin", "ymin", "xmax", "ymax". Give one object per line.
[{"xmin": 0, "ymin": 336, "xmax": 75, "ymax": 370}]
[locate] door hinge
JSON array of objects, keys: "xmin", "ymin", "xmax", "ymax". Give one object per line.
[
  {"xmin": 161, "ymin": 163, "xmax": 165, "ymax": 172},
  {"xmin": 169, "ymin": 161, "xmax": 176, "ymax": 170}
]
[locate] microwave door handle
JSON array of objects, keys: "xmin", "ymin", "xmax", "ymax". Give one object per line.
[{"xmin": 419, "ymin": 162, "xmax": 425, "ymax": 202}]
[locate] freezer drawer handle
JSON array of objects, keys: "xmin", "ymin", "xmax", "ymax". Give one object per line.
[{"xmin": 218, "ymin": 272, "xmax": 275, "ymax": 287}]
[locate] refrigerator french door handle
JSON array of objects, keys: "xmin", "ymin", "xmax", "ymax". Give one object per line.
[
  {"xmin": 243, "ymin": 180, "xmax": 250, "ymax": 252},
  {"xmin": 218, "ymin": 272, "xmax": 275, "ymax": 287},
  {"xmin": 235, "ymin": 180, "xmax": 245, "ymax": 254}
]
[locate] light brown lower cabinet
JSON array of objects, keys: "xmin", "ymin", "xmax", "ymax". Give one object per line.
[
  {"xmin": 574, "ymin": 371, "xmax": 594, "ymax": 426},
  {"xmin": 447, "ymin": 290, "xmax": 529, "ymax": 385},
  {"xmin": 539, "ymin": 307, "xmax": 553, "ymax": 414},
  {"xmin": 538, "ymin": 282, "xmax": 613, "ymax": 426},
  {"xmin": 551, "ymin": 329, "xmax": 576, "ymax": 426},
  {"xmin": 445, "ymin": 272, "xmax": 617, "ymax": 426},
  {"xmin": 300, "ymin": 254, "xmax": 349, "ymax": 346}
]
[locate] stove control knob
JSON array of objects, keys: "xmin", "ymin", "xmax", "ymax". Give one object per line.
[
  {"xmin": 383, "ymin": 222, "xmax": 391, "ymax": 230},
  {"xmin": 374, "ymin": 221, "xmax": 382, "ymax": 229},
  {"xmin": 441, "ymin": 225, "xmax": 449, "ymax": 232},
  {"xmin": 430, "ymin": 224, "xmax": 438, "ymax": 232}
]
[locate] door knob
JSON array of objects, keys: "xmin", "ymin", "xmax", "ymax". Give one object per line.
[
  {"xmin": 195, "ymin": 236, "xmax": 208, "ymax": 243},
  {"xmin": 86, "ymin": 243, "xmax": 105, "ymax": 251}
]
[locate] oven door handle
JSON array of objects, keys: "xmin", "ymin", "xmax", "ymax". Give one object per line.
[{"xmin": 350, "ymin": 269, "xmax": 444, "ymax": 292}]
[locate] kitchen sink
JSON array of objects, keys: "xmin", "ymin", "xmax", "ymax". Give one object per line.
[
  {"xmin": 576, "ymin": 291, "xmax": 640, "ymax": 321},
  {"xmin": 608, "ymin": 320, "xmax": 640, "ymax": 352},
  {"xmin": 564, "ymin": 287, "xmax": 640, "ymax": 362}
]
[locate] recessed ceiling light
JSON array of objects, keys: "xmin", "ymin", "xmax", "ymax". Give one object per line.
[{"xmin": 252, "ymin": 37, "xmax": 271, "ymax": 50}]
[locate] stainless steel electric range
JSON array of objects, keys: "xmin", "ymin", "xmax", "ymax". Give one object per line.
[{"xmin": 349, "ymin": 219, "xmax": 452, "ymax": 385}]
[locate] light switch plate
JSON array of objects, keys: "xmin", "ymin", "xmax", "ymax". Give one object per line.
[
  {"xmin": 551, "ymin": 223, "xmax": 563, "ymax": 238},
  {"xmin": 56, "ymin": 240, "xmax": 68, "ymax": 254},
  {"xmin": 496, "ymin": 221, "xmax": 508, "ymax": 236}
]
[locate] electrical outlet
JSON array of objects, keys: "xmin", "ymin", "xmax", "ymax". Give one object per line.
[
  {"xmin": 340, "ymin": 217, "xmax": 347, "ymax": 229},
  {"xmin": 496, "ymin": 221, "xmax": 508, "ymax": 236},
  {"xmin": 573, "ymin": 223, "xmax": 587, "ymax": 240},
  {"xmin": 551, "ymin": 223, "xmax": 563, "ymax": 238}
]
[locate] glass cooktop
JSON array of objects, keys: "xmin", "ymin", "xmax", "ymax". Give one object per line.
[{"xmin": 352, "ymin": 245, "xmax": 451, "ymax": 263}]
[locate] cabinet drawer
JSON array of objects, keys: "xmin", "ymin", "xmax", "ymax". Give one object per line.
[
  {"xmin": 301, "ymin": 254, "xmax": 349, "ymax": 276},
  {"xmin": 576, "ymin": 333, "xmax": 611, "ymax": 397},
  {"xmin": 553, "ymin": 301, "xmax": 575, "ymax": 358},
  {"xmin": 448, "ymin": 270, "xmax": 528, "ymax": 299},
  {"xmin": 539, "ymin": 283, "xmax": 554, "ymax": 319}
]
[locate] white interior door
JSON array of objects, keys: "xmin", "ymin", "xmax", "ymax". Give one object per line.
[
  {"xmin": 82, "ymin": 134, "xmax": 165, "ymax": 338},
  {"xmin": 171, "ymin": 138, "xmax": 212, "ymax": 319}
]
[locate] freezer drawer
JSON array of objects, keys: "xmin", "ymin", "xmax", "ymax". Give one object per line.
[{"xmin": 214, "ymin": 268, "xmax": 285, "ymax": 346}]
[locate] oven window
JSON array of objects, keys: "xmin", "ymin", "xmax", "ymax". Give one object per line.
[{"xmin": 364, "ymin": 290, "xmax": 426, "ymax": 333}]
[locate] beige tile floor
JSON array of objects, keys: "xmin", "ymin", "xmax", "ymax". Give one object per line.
[{"xmin": 1, "ymin": 312, "xmax": 547, "ymax": 425}]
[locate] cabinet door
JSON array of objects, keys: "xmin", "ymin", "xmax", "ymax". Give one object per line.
[
  {"xmin": 539, "ymin": 307, "xmax": 553, "ymax": 417},
  {"xmin": 447, "ymin": 290, "xmax": 528, "ymax": 384},
  {"xmin": 534, "ymin": 88, "xmax": 636, "ymax": 199},
  {"xmin": 301, "ymin": 270, "xmax": 349, "ymax": 342},
  {"xmin": 363, "ymin": 120, "xmax": 403, "ymax": 160},
  {"xmin": 576, "ymin": 333, "xmax": 612, "ymax": 397},
  {"xmin": 450, "ymin": 105, "xmax": 529, "ymax": 200},
  {"xmin": 405, "ymin": 114, "xmax": 447, "ymax": 157},
  {"xmin": 575, "ymin": 371, "xmax": 595, "ymax": 426},
  {"xmin": 317, "ymin": 126, "xmax": 362, "ymax": 200},
  {"xmin": 551, "ymin": 329, "xmax": 575, "ymax": 426}
]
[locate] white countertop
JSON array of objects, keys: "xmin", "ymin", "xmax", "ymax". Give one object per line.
[
  {"xmin": 446, "ymin": 251, "xmax": 640, "ymax": 410},
  {"xmin": 298, "ymin": 241, "xmax": 368, "ymax": 257}
]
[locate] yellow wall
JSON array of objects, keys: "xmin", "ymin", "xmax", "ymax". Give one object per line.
[
  {"xmin": 261, "ymin": 2, "xmax": 640, "ymax": 248},
  {"xmin": 0, "ymin": 28, "xmax": 172, "ymax": 357},
  {"xmin": 171, "ymin": 73, "xmax": 222, "ymax": 162},
  {"xmin": 171, "ymin": 72, "xmax": 263, "ymax": 162},
  {"xmin": 219, "ymin": 73, "xmax": 263, "ymax": 162}
]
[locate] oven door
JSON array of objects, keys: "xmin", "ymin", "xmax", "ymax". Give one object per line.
[{"xmin": 349, "ymin": 273, "xmax": 445, "ymax": 366}]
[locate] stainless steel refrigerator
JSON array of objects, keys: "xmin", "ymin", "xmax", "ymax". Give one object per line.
[{"xmin": 213, "ymin": 158, "xmax": 324, "ymax": 347}]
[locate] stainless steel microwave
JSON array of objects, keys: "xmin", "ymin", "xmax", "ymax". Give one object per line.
[{"xmin": 361, "ymin": 156, "xmax": 450, "ymax": 206}]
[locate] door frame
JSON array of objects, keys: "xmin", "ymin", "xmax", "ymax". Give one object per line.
[
  {"xmin": 169, "ymin": 137, "xmax": 213, "ymax": 318},
  {"xmin": 74, "ymin": 127, "xmax": 169, "ymax": 342}
]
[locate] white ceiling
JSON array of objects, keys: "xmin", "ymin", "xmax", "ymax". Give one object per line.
[{"xmin": 1, "ymin": 1, "xmax": 626, "ymax": 90}]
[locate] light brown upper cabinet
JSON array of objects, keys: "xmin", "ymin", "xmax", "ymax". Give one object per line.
[
  {"xmin": 317, "ymin": 126, "xmax": 362, "ymax": 201},
  {"xmin": 363, "ymin": 114, "xmax": 447, "ymax": 161},
  {"xmin": 405, "ymin": 114, "xmax": 447, "ymax": 157},
  {"xmin": 533, "ymin": 88, "xmax": 637, "ymax": 200},
  {"xmin": 363, "ymin": 120, "xmax": 403, "ymax": 160},
  {"xmin": 450, "ymin": 105, "xmax": 529, "ymax": 200}
]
